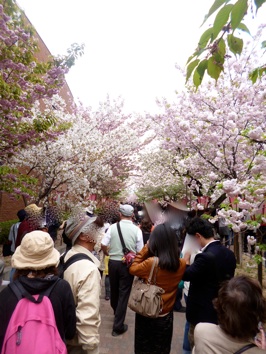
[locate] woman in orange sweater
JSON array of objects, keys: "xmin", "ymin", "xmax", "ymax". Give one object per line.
[{"xmin": 130, "ymin": 223, "xmax": 186, "ymax": 354}]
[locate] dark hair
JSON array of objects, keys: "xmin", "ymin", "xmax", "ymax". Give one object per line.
[
  {"xmin": 140, "ymin": 218, "xmax": 152, "ymax": 233},
  {"xmin": 13, "ymin": 266, "xmax": 58, "ymax": 281},
  {"xmin": 148, "ymin": 223, "xmax": 180, "ymax": 272},
  {"xmin": 17, "ymin": 209, "xmax": 27, "ymax": 222},
  {"xmin": 94, "ymin": 216, "xmax": 104, "ymax": 228},
  {"xmin": 214, "ymin": 275, "xmax": 266, "ymax": 340},
  {"xmin": 186, "ymin": 217, "xmax": 213, "ymax": 239}
]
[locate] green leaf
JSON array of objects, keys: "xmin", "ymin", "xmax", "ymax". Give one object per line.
[
  {"xmin": 201, "ymin": 0, "xmax": 229, "ymax": 26},
  {"xmin": 186, "ymin": 59, "xmax": 200, "ymax": 83},
  {"xmin": 198, "ymin": 28, "xmax": 214, "ymax": 49},
  {"xmin": 231, "ymin": 0, "xmax": 248, "ymax": 30},
  {"xmin": 261, "ymin": 40, "xmax": 266, "ymax": 49},
  {"xmin": 193, "ymin": 59, "xmax": 208, "ymax": 88},
  {"xmin": 207, "ymin": 56, "xmax": 222, "ymax": 81},
  {"xmin": 227, "ymin": 34, "xmax": 243, "ymax": 55},
  {"xmin": 187, "ymin": 53, "xmax": 197, "ymax": 65},
  {"xmin": 249, "ymin": 68, "xmax": 259, "ymax": 84},
  {"xmin": 218, "ymin": 38, "xmax": 226, "ymax": 57},
  {"xmin": 212, "ymin": 4, "xmax": 234, "ymax": 39},
  {"xmin": 254, "ymin": 0, "xmax": 266, "ymax": 11},
  {"xmin": 193, "ymin": 69, "xmax": 201, "ymax": 89},
  {"xmin": 237, "ymin": 22, "xmax": 251, "ymax": 34}
]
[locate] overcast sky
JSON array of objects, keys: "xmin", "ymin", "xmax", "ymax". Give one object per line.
[{"xmin": 17, "ymin": 0, "xmax": 266, "ymax": 113}]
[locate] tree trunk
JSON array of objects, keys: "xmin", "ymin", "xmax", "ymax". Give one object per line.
[
  {"xmin": 258, "ymin": 250, "xmax": 263, "ymax": 286},
  {"xmin": 234, "ymin": 232, "xmax": 240, "ymax": 264},
  {"xmin": 239, "ymin": 232, "xmax": 243, "ymax": 267}
]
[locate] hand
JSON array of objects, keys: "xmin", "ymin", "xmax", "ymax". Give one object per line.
[
  {"xmin": 183, "ymin": 252, "xmax": 191, "ymax": 265},
  {"xmin": 254, "ymin": 326, "xmax": 266, "ymax": 349}
]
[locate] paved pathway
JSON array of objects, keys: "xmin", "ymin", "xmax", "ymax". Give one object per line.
[{"xmin": 99, "ymin": 284, "xmax": 186, "ymax": 354}]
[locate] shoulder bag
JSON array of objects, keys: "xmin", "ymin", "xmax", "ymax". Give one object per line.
[
  {"xmin": 234, "ymin": 343, "xmax": 256, "ymax": 354},
  {"xmin": 128, "ymin": 256, "xmax": 165, "ymax": 318},
  {"xmin": 117, "ymin": 222, "xmax": 136, "ymax": 267}
]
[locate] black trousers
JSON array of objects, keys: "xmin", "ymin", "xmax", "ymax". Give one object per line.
[
  {"xmin": 135, "ymin": 311, "xmax": 174, "ymax": 354},
  {"xmin": 109, "ymin": 259, "xmax": 134, "ymax": 332}
]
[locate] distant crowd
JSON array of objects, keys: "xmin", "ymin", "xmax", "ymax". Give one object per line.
[{"xmin": 0, "ymin": 201, "xmax": 266, "ymax": 354}]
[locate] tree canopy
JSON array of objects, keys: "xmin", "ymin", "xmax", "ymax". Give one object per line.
[{"xmin": 186, "ymin": 0, "xmax": 266, "ymax": 88}]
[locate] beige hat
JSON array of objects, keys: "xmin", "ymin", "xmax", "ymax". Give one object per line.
[
  {"xmin": 64, "ymin": 215, "xmax": 97, "ymax": 245},
  {"xmin": 24, "ymin": 204, "xmax": 42, "ymax": 216},
  {"xmin": 12, "ymin": 231, "xmax": 60, "ymax": 270}
]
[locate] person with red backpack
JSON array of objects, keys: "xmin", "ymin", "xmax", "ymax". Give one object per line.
[{"xmin": 0, "ymin": 230, "xmax": 76, "ymax": 354}]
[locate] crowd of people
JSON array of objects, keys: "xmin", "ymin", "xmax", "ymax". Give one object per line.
[{"xmin": 0, "ymin": 201, "xmax": 266, "ymax": 354}]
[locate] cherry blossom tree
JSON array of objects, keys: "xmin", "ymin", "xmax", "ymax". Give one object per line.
[
  {"xmin": 0, "ymin": 1, "xmax": 83, "ymax": 195},
  {"xmin": 146, "ymin": 46, "xmax": 266, "ymax": 231},
  {"xmin": 10, "ymin": 97, "xmax": 151, "ymax": 208},
  {"xmin": 134, "ymin": 148, "xmax": 187, "ymax": 202}
]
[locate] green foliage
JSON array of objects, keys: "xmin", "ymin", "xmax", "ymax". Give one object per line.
[
  {"xmin": 0, "ymin": 166, "xmax": 37, "ymax": 196},
  {"xmin": 33, "ymin": 114, "xmax": 57, "ymax": 133},
  {"xmin": 207, "ymin": 55, "xmax": 223, "ymax": 80},
  {"xmin": 237, "ymin": 22, "xmax": 250, "ymax": 34},
  {"xmin": 194, "ymin": 59, "xmax": 208, "ymax": 88},
  {"xmin": 54, "ymin": 43, "xmax": 85, "ymax": 69},
  {"xmin": 201, "ymin": 213, "xmax": 212, "ymax": 219},
  {"xmin": 213, "ymin": 4, "xmax": 234, "ymax": 39},
  {"xmin": 186, "ymin": 0, "xmax": 266, "ymax": 87},
  {"xmin": 186, "ymin": 59, "xmax": 200, "ymax": 83},
  {"xmin": 227, "ymin": 34, "xmax": 243, "ymax": 55},
  {"xmin": 230, "ymin": 0, "xmax": 248, "ymax": 30},
  {"xmin": 201, "ymin": 0, "xmax": 230, "ymax": 26},
  {"xmin": 253, "ymin": 253, "xmax": 263, "ymax": 265},
  {"xmin": 136, "ymin": 184, "xmax": 185, "ymax": 203},
  {"xmin": 255, "ymin": 0, "xmax": 266, "ymax": 11},
  {"xmin": 0, "ymin": 220, "xmax": 17, "ymax": 244}
]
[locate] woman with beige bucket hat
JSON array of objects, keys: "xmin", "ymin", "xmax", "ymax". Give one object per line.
[{"xmin": 0, "ymin": 230, "xmax": 76, "ymax": 352}]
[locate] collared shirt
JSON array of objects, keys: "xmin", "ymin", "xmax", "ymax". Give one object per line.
[
  {"xmin": 101, "ymin": 220, "xmax": 143, "ymax": 261},
  {"xmin": 201, "ymin": 239, "xmax": 220, "ymax": 252}
]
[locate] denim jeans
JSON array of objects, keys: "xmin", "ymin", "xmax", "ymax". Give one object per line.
[{"xmin": 183, "ymin": 294, "xmax": 191, "ymax": 353}]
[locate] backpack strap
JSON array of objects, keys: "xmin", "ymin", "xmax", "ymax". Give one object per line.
[
  {"xmin": 63, "ymin": 253, "xmax": 93, "ymax": 272},
  {"xmin": 9, "ymin": 278, "xmax": 61, "ymax": 304},
  {"xmin": 117, "ymin": 222, "xmax": 129, "ymax": 255}
]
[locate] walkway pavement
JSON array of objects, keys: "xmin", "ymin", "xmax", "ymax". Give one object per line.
[{"xmin": 99, "ymin": 284, "xmax": 186, "ymax": 354}]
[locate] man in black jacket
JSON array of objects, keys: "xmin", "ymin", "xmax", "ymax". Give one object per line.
[{"xmin": 182, "ymin": 217, "xmax": 236, "ymax": 348}]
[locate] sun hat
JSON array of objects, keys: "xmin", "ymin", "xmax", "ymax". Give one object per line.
[
  {"xmin": 12, "ymin": 230, "xmax": 60, "ymax": 270},
  {"xmin": 64, "ymin": 215, "xmax": 97, "ymax": 245},
  {"xmin": 24, "ymin": 204, "xmax": 43, "ymax": 216},
  {"xmin": 119, "ymin": 204, "xmax": 134, "ymax": 217}
]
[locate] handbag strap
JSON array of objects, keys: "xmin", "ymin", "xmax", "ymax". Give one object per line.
[
  {"xmin": 234, "ymin": 343, "xmax": 256, "ymax": 354},
  {"xmin": 117, "ymin": 222, "xmax": 128, "ymax": 255},
  {"xmin": 148, "ymin": 257, "xmax": 158, "ymax": 284}
]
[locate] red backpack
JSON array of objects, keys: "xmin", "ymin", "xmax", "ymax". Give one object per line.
[{"xmin": 1, "ymin": 279, "xmax": 67, "ymax": 354}]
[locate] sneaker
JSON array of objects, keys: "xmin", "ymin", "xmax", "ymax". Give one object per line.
[{"xmin": 112, "ymin": 324, "xmax": 128, "ymax": 337}]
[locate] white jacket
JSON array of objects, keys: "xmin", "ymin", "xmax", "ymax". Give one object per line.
[{"xmin": 64, "ymin": 244, "xmax": 101, "ymax": 354}]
